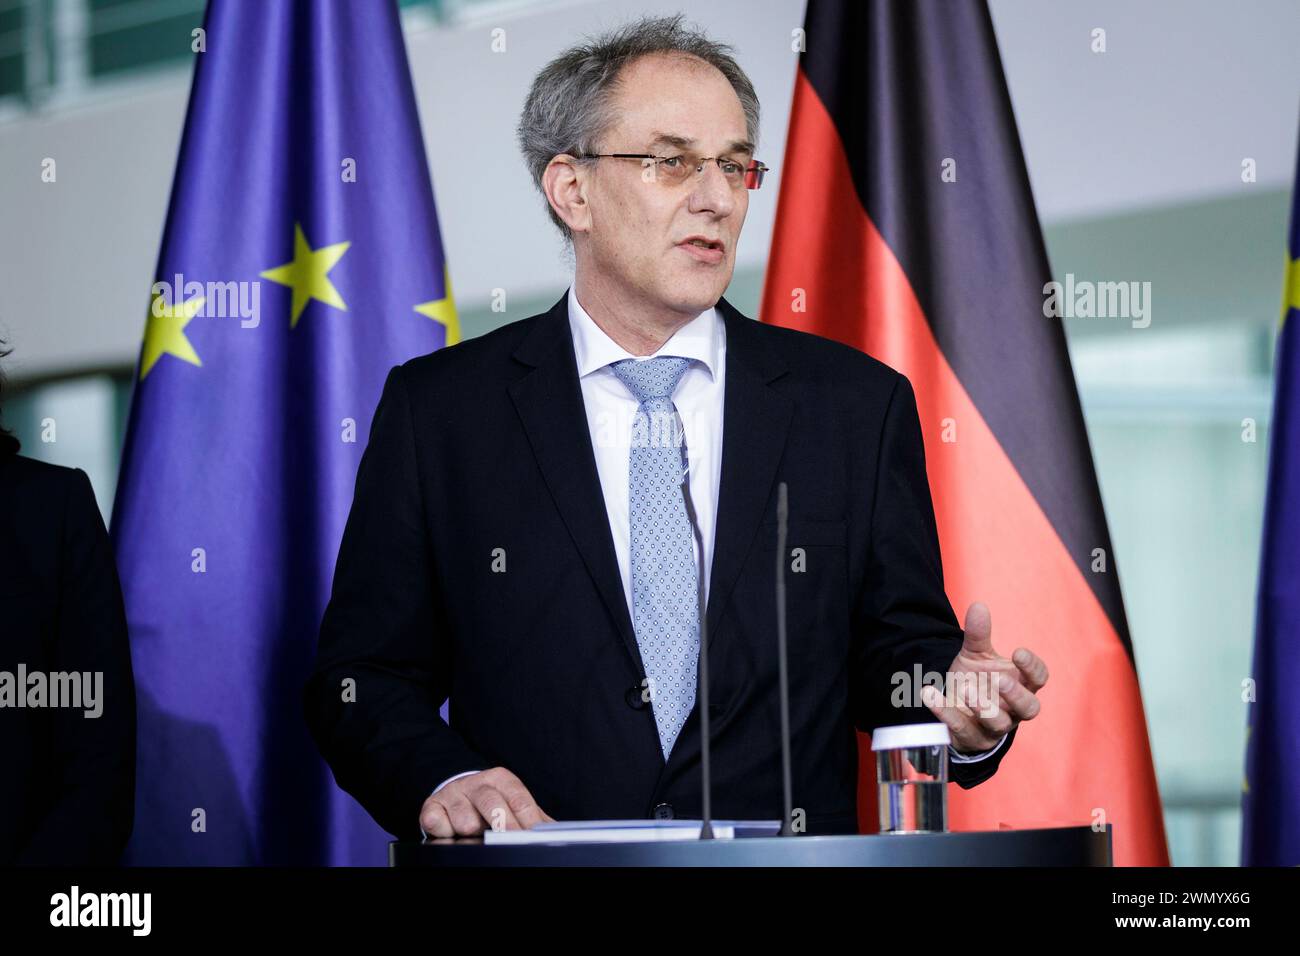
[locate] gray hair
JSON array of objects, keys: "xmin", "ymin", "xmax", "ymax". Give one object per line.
[{"xmin": 516, "ymin": 13, "xmax": 761, "ymax": 243}]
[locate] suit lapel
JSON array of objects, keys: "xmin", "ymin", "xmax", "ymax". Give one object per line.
[
  {"xmin": 704, "ymin": 297, "xmax": 793, "ymax": 649},
  {"xmin": 508, "ymin": 292, "xmax": 643, "ymax": 676}
]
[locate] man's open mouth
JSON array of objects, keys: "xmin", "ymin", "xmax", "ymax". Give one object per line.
[{"xmin": 677, "ymin": 237, "xmax": 726, "ymax": 263}]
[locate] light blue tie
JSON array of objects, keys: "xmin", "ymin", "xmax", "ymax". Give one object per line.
[{"xmin": 610, "ymin": 356, "xmax": 698, "ymax": 760}]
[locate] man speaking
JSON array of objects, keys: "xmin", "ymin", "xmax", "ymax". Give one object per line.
[{"xmin": 304, "ymin": 14, "xmax": 1048, "ymax": 839}]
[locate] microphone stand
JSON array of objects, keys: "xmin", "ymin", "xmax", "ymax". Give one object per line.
[
  {"xmin": 775, "ymin": 482, "xmax": 794, "ymax": 836},
  {"xmin": 679, "ymin": 474, "xmax": 713, "ymax": 840}
]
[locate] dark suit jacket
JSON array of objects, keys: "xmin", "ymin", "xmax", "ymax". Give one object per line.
[
  {"xmin": 0, "ymin": 453, "xmax": 136, "ymax": 864},
  {"xmin": 305, "ymin": 291, "xmax": 1015, "ymax": 837}
]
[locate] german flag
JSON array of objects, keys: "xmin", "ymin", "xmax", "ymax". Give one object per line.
[{"xmin": 760, "ymin": 0, "xmax": 1169, "ymax": 866}]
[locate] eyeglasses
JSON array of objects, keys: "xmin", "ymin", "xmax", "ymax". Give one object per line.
[{"xmin": 577, "ymin": 152, "xmax": 770, "ymax": 190}]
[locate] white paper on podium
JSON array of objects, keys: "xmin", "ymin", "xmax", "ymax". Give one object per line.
[{"xmin": 481, "ymin": 819, "xmax": 782, "ymax": 845}]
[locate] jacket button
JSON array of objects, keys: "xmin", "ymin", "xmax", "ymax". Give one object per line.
[
  {"xmin": 625, "ymin": 684, "xmax": 649, "ymax": 710},
  {"xmin": 652, "ymin": 802, "xmax": 675, "ymax": 820}
]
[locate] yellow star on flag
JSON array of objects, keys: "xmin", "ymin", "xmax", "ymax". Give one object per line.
[
  {"xmin": 260, "ymin": 223, "xmax": 351, "ymax": 328},
  {"xmin": 140, "ymin": 292, "xmax": 205, "ymax": 380},
  {"xmin": 1283, "ymin": 253, "xmax": 1300, "ymax": 324},
  {"xmin": 415, "ymin": 264, "xmax": 460, "ymax": 345}
]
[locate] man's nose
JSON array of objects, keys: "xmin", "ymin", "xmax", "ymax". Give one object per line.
[{"xmin": 687, "ymin": 163, "xmax": 736, "ymax": 217}]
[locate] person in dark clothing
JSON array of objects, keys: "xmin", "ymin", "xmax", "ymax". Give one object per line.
[{"xmin": 0, "ymin": 342, "xmax": 137, "ymax": 864}]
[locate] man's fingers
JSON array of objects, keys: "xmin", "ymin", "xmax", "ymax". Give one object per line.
[
  {"xmin": 960, "ymin": 601, "xmax": 994, "ymax": 654},
  {"xmin": 1012, "ymin": 647, "xmax": 1049, "ymax": 693},
  {"xmin": 956, "ymin": 674, "xmax": 1014, "ymax": 735},
  {"xmin": 438, "ymin": 786, "xmax": 491, "ymax": 836},
  {"xmin": 952, "ymin": 669, "xmax": 1009, "ymax": 720},
  {"xmin": 420, "ymin": 799, "xmax": 454, "ymax": 839},
  {"xmin": 468, "ymin": 784, "xmax": 524, "ymax": 832},
  {"xmin": 493, "ymin": 776, "xmax": 553, "ymax": 829},
  {"xmin": 420, "ymin": 789, "xmax": 484, "ymax": 838},
  {"xmin": 1000, "ymin": 676, "xmax": 1042, "ymax": 722},
  {"xmin": 921, "ymin": 684, "xmax": 1000, "ymax": 752}
]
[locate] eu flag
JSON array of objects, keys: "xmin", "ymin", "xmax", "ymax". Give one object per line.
[
  {"xmin": 1242, "ymin": 139, "xmax": 1300, "ymax": 867},
  {"xmin": 111, "ymin": 0, "xmax": 456, "ymax": 865}
]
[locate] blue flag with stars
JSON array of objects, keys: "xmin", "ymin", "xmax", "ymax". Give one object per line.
[
  {"xmin": 111, "ymin": 0, "xmax": 457, "ymax": 865},
  {"xmin": 1241, "ymin": 133, "xmax": 1300, "ymax": 867}
]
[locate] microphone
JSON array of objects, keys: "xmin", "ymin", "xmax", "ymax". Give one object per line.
[
  {"xmin": 679, "ymin": 470, "xmax": 714, "ymax": 840},
  {"xmin": 775, "ymin": 482, "xmax": 795, "ymax": 836}
]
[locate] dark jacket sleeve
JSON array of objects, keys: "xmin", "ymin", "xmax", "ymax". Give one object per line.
[
  {"xmin": 17, "ymin": 468, "xmax": 136, "ymax": 865},
  {"xmin": 304, "ymin": 364, "xmax": 489, "ymax": 838},
  {"xmin": 850, "ymin": 373, "xmax": 1015, "ymax": 789}
]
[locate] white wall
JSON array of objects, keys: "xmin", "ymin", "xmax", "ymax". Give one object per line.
[{"xmin": 1, "ymin": 0, "xmax": 1297, "ymax": 378}]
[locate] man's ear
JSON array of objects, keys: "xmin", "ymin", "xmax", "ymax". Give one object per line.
[{"xmin": 543, "ymin": 155, "xmax": 592, "ymax": 236}]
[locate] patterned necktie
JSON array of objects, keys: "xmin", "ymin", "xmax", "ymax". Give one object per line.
[{"xmin": 610, "ymin": 356, "xmax": 698, "ymax": 760}]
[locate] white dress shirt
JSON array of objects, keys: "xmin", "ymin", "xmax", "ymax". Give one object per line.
[
  {"xmin": 567, "ymin": 285, "xmax": 726, "ymax": 617},
  {"xmin": 422, "ymin": 286, "xmax": 1003, "ymax": 831}
]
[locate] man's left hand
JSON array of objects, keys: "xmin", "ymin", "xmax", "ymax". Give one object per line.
[{"xmin": 921, "ymin": 601, "xmax": 1048, "ymax": 754}]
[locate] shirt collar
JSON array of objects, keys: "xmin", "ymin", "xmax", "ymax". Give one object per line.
[{"xmin": 567, "ymin": 285, "xmax": 722, "ymax": 381}]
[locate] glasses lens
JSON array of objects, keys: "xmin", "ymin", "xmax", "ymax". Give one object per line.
[
  {"xmin": 744, "ymin": 161, "xmax": 765, "ymax": 190},
  {"xmin": 659, "ymin": 156, "xmax": 692, "ymax": 185}
]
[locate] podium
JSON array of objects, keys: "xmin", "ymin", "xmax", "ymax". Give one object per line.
[{"xmin": 390, "ymin": 824, "xmax": 1111, "ymax": 866}]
